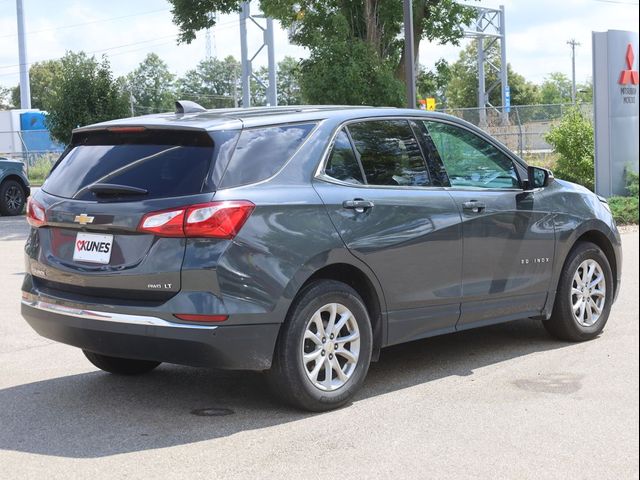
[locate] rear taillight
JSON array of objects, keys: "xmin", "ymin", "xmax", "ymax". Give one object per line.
[
  {"xmin": 26, "ymin": 197, "xmax": 46, "ymax": 227},
  {"xmin": 137, "ymin": 201, "xmax": 255, "ymax": 238},
  {"xmin": 138, "ymin": 208, "xmax": 185, "ymax": 237}
]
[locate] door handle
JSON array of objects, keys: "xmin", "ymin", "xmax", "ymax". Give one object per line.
[
  {"xmin": 342, "ymin": 199, "xmax": 374, "ymax": 212},
  {"xmin": 462, "ymin": 200, "xmax": 486, "ymax": 213}
]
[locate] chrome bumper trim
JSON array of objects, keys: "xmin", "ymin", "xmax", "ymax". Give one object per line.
[{"xmin": 21, "ymin": 299, "xmax": 219, "ymax": 330}]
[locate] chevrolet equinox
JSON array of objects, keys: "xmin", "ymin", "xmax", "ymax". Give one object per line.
[{"xmin": 21, "ymin": 103, "xmax": 622, "ymax": 411}]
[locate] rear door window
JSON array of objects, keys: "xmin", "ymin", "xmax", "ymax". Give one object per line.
[
  {"xmin": 43, "ymin": 129, "xmax": 217, "ymax": 200},
  {"xmin": 220, "ymin": 123, "xmax": 315, "ymax": 188},
  {"xmin": 347, "ymin": 120, "xmax": 431, "ymax": 187},
  {"xmin": 325, "ymin": 130, "xmax": 365, "ymax": 185}
]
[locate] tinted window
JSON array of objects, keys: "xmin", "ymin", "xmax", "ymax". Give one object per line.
[
  {"xmin": 409, "ymin": 120, "xmax": 450, "ymax": 187},
  {"xmin": 348, "ymin": 120, "xmax": 430, "ymax": 187},
  {"xmin": 43, "ymin": 130, "xmax": 216, "ymax": 200},
  {"xmin": 325, "ymin": 130, "xmax": 364, "ymax": 184},
  {"xmin": 220, "ymin": 123, "xmax": 315, "ymax": 188},
  {"xmin": 424, "ymin": 121, "xmax": 520, "ymax": 189}
]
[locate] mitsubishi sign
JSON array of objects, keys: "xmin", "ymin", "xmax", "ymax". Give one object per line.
[
  {"xmin": 619, "ymin": 44, "xmax": 639, "ymax": 86},
  {"xmin": 593, "ymin": 30, "xmax": 639, "ymax": 197}
]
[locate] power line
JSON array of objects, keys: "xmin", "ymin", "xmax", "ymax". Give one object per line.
[
  {"xmin": 0, "ymin": 34, "xmax": 179, "ymax": 71},
  {"xmin": 0, "ymin": 38, "xmax": 180, "ymax": 79},
  {"xmin": 0, "ymin": 17, "xmax": 243, "ymax": 80},
  {"xmin": 1, "ymin": 17, "xmax": 241, "ymax": 72},
  {"xmin": 0, "ymin": 8, "xmax": 171, "ymax": 39}
]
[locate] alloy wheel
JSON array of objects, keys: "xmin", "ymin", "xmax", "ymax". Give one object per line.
[
  {"xmin": 570, "ymin": 259, "xmax": 606, "ymax": 327},
  {"xmin": 5, "ymin": 185, "xmax": 23, "ymax": 211},
  {"xmin": 301, "ymin": 302, "xmax": 360, "ymax": 391}
]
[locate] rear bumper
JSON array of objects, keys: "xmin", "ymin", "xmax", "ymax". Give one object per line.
[{"xmin": 21, "ymin": 299, "xmax": 280, "ymax": 370}]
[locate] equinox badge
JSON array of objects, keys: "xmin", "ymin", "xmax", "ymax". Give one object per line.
[{"xmin": 74, "ymin": 213, "xmax": 95, "ymax": 225}]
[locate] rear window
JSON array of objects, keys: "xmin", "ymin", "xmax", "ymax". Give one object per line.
[
  {"xmin": 43, "ymin": 129, "xmax": 218, "ymax": 201},
  {"xmin": 219, "ymin": 123, "xmax": 315, "ymax": 188}
]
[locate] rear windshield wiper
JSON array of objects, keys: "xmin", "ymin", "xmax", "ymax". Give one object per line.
[{"xmin": 87, "ymin": 183, "xmax": 148, "ymax": 196}]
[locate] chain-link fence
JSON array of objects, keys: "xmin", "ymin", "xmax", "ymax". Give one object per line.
[
  {"xmin": 2, "ymin": 103, "xmax": 591, "ymax": 184},
  {"xmin": 438, "ymin": 103, "xmax": 592, "ymax": 161},
  {"xmin": 0, "ymin": 129, "xmax": 64, "ymax": 184}
]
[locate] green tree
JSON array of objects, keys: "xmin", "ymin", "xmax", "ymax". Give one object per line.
[
  {"xmin": 576, "ymin": 80, "xmax": 593, "ymax": 104},
  {"xmin": 545, "ymin": 107, "xmax": 594, "ymax": 191},
  {"xmin": 168, "ymin": 0, "xmax": 476, "ymax": 105},
  {"xmin": 126, "ymin": 53, "xmax": 176, "ymax": 114},
  {"xmin": 276, "ymin": 56, "xmax": 303, "ymax": 105},
  {"xmin": 46, "ymin": 52, "xmax": 129, "ymax": 144},
  {"xmin": 539, "ymin": 72, "xmax": 572, "ymax": 104},
  {"xmin": 250, "ymin": 56, "xmax": 304, "ymax": 106},
  {"xmin": 446, "ymin": 42, "xmax": 540, "ymax": 108},
  {"xmin": 11, "ymin": 60, "xmax": 63, "ymax": 110},
  {"xmin": 416, "ymin": 58, "xmax": 451, "ymax": 107},
  {"xmin": 0, "ymin": 86, "xmax": 12, "ymax": 109},
  {"xmin": 299, "ymin": 25, "xmax": 404, "ymax": 106},
  {"xmin": 176, "ymin": 56, "xmax": 239, "ymax": 108}
]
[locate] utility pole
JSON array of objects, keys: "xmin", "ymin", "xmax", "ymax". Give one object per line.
[
  {"xmin": 239, "ymin": 2, "xmax": 250, "ymax": 107},
  {"xmin": 465, "ymin": 5, "xmax": 508, "ymax": 126},
  {"xmin": 238, "ymin": 1, "xmax": 277, "ymax": 108},
  {"xmin": 567, "ymin": 39, "xmax": 580, "ymax": 104},
  {"xmin": 129, "ymin": 85, "xmax": 135, "ymax": 117},
  {"xmin": 205, "ymin": 28, "xmax": 212, "ymax": 59},
  {"xmin": 403, "ymin": 0, "xmax": 416, "ymax": 109},
  {"xmin": 16, "ymin": 0, "xmax": 31, "ymax": 109}
]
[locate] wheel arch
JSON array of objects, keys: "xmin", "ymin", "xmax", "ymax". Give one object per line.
[
  {"xmin": 285, "ymin": 259, "xmax": 387, "ymax": 357},
  {"xmin": 1, "ymin": 174, "xmax": 30, "ymax": 196},
  {"xmin": 574, "ymin": 230, "xmax": 619, "ymax": 297},
  {"xmin": 546, "ymin": 221, "xmax": 621, "ymax": 317}
]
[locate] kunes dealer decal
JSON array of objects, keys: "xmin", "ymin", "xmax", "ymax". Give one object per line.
[{"xmin": 76, "ymin": 239, "xmax": 111, "ymax": 254}]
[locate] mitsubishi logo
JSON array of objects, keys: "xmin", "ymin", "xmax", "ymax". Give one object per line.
[
  {"xmin": 619, "ymin": 43, "xmax": 639, "ymax": 85},
  {"xmin": 74, "ymin": 213, "xmax": 95, "ymax": 225}
]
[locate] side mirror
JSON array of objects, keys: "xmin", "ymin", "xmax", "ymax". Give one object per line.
[{"xmin": 526, "ymin": 166, "xmax": 554, "ymax": 190}]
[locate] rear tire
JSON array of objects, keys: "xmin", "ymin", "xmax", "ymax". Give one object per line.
[
  {"xmin": 267, "ymin": 280, "xmax": 373, "ymax": 412},
  {"xmin": 0, "ymin": 179, "xmax": 26, "ymax": 216},
  {"xmin": 83, "ymin": 351, "xmax": 161, "ymax": 375},
  {"xmin": 543, "ymin": 242, "xmax": 613, "ymax": 342}
]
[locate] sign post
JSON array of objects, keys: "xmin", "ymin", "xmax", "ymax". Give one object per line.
[
  {"xmin": 504, "ymin": 86, "xmax": 511, "ymax": 114},
  {"xmin": 592, "ymin": 30, "xmax": 639, "ymax": 197}
]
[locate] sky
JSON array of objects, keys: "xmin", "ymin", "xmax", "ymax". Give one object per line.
[{"xmin": 0, "ymin": 0, "xmax": 639, "ymax": 93}]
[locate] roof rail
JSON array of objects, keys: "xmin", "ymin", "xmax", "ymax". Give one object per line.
[{"xmin": 175, "ymin": 100, "xmax": 207, "ymax": 114}]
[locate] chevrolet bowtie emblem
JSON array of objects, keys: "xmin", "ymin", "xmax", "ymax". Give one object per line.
[{"xmin": 74, "ymin": 214, "xmax": 95, "ymax": 225}]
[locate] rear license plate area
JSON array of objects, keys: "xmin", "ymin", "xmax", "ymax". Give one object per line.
[{"xmin": 72, "ymin": 232, "xmax": 113, "ymax": 264}]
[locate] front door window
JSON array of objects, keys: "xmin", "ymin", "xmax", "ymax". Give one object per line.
[{"xmin": 424, "ymin": 121, "xmax": 520, "ymax": 189}]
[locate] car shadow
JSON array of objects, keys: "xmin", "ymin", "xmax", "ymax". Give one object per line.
[{"xmin": 0, "ymin": 317, "xmax": 569, "ymax": 458}]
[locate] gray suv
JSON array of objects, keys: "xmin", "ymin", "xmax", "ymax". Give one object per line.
[{"xmin": 21, "ymin": 104, "xmax": 622, "ymax": 411}]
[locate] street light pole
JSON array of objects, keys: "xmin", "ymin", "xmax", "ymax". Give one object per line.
[
  {"xmin": 403, "ymin": 0, "xmax": 416, "ymax": 109},
  {"xmin": 567, "ymin": 39, "xmax": 580, "ymax": 104},
  {"xmin": 16, "ymin": 0, "xmax": 31, "ymax": 109}
]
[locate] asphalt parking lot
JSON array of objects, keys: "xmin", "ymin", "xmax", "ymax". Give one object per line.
[{"xmin": 0, "ymin": 216, "xmax": 638, "ymax": 479}]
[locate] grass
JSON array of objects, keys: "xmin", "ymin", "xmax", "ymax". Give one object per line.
[
  {"xmin": 609, "ymin": 196, "xmax": 639, "ymax": 225},
  {"xmin": 27, "ymin": 156, "xmax": 55, "ymax": 186},
  {"xmin": 522, "ymin": 152, "xmax": 558, "ymax": 171}
]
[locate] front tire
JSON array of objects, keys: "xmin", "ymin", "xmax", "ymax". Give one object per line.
[
  {"xmin": 267, "ymin": 280, "xmax": 373, "ymax": 412},
  {"xmin": 0, "ymin": 179, "xmax": 26, "ymax": 216},
  {"xmin": 83, "ymin": 351, "xmax": 161, "ymax": 375},
  {"xmin": 543, "ymin": 242, "xmax": 613, "ymax": 342}
]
